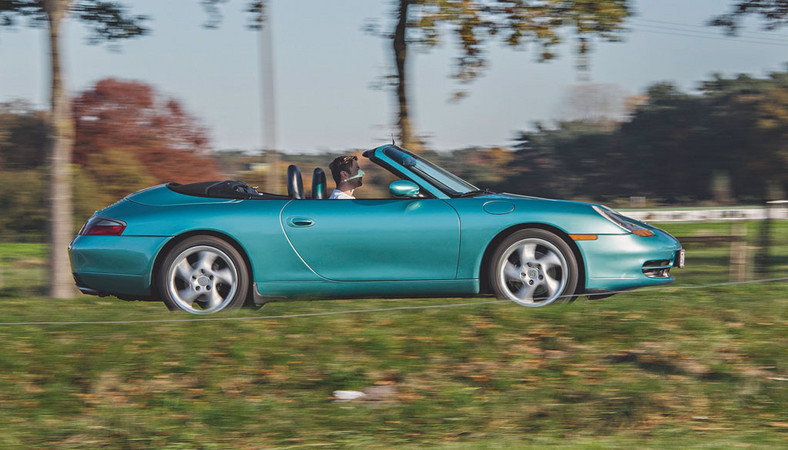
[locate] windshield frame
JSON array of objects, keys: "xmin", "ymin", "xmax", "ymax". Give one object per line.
[{"xmin": 377, "ymin": 146, "xmax": 479, "ymax": 197}]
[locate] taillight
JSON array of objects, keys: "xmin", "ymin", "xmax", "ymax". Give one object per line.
[{"xmin": 80, "ymin": 217, "xmax": 126, "ymax": 236}]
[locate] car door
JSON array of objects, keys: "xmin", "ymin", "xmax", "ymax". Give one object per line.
[{"xmin": 280, "ymin": 198, "xmax": 460, "ymax": 281}]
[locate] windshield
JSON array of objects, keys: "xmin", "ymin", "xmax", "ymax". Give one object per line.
[{"xmin": 382, "ymin": 146, "xmax": 478, "ymax": 196}]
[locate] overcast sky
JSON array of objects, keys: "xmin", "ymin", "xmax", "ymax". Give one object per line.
[{"xmin": 1, "ymin": 0, "xmax": 786, "ymax": 153}]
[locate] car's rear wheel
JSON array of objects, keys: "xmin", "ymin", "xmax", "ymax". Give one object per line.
[
  {"xmin": 158, "ymin": 236, "xmax": 249, "ymax": 314},
  {"xmin": 489, "ymin": 229, "xmax": 578, "ymax": 307}
]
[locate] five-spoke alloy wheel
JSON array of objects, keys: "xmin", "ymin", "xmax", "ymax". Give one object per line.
[
  {"xmin": 490, "ymin": 229, "xmax": 578, "ymax": 307},
  {"xmin": 158, "ymin": 236, "xmax": 249, "ymax": 314}
]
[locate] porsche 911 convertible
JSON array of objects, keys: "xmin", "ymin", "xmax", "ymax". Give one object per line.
[{"xmin": 69, "ymin": 144, "xmax": 684, "ymax": 314}]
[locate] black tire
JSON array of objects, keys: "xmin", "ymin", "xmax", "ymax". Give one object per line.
[
  {"xmin": 489, "ymin": 229, "xmax": 578, "ymax": 307},
  {"xmin": 157, "ymin": 236, "xmax": 249, "ymax": 314}
]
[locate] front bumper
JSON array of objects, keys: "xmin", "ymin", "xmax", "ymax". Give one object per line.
[{"xmin": 575, "ymin": 230, "xmax": 682, "ymax": 291}]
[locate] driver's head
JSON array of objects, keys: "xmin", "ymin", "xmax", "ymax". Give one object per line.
[{"xmin": 329, "ymin": 155, "xmax": 362, "ymax": 187}]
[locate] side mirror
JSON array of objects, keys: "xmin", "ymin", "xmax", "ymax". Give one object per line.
[{"xmin": 389, "ymin": 180, "xmax": 420, "ymax": 198}]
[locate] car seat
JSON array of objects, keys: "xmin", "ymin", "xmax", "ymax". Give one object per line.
[
  {"xmin": 287, "ymin": 165, "xmax": 304, "ymax": 199},
  {"xmin": 312, "ymin": 168, "xmax": 327, "ymax": 199}
]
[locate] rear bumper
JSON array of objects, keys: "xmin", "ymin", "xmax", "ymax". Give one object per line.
[
  {"xmin": 74, "ymin": 280, "xmax": 106, "ymax": 297},
  {"xmin": 69, "ymin": 235, "xmax": 170, "ymax": 297}
]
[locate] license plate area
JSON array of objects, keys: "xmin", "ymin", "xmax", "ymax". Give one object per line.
[{"xmin": 675, "ymin": 249, "xmax": 685, "ymax": 268}]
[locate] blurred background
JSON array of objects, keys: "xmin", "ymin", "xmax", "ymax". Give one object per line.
[
  {"xmin": 1, "ymin": 0, "xmax": 786, "ymax": 293},
  {"xmin": 1, "ymin": 0, "xmax": 786, "ymax": 232},
  {"xmin": 0, "ymin": 1, "xmax": 787, "ymax": 447}
]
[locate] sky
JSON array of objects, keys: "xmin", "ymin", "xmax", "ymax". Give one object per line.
[{"xmin": 1, "ymin": 0, "xmax": 787, "ymax": 154}]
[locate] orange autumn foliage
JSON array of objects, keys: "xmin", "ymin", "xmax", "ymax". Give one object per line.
[{"xmin": 73, "ymin": 78, "xmax": 223, "ymax": 184}]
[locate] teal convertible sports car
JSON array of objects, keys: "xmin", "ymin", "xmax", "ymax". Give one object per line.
[{"xmin": 69, "ymin": 144, "xmax": 684, "ymax": 314}]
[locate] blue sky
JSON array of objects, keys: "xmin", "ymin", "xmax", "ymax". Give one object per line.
[{"xmin": 1, "ymin": 0, "xmax": 786, "ymax": 153}]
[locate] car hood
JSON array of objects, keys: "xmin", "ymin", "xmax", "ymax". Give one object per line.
[
  {"xmin": 483, "ymin": 192, "xmax": 600, "ymax": 210},
  {"xmin": 464, "ymin": 192, "xmax": 636, "ymax": 235}
]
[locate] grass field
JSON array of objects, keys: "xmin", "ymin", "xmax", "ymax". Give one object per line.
[{"xmin": 0, "ymin": 221, "xmax": 785, "ymax": 448}]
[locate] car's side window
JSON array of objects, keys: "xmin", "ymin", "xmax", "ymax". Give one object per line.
[
  {"xmin": 350, "ymin": 177, "xmax": 432, "ymax": 200},
  {"xmin": 346, "ymin": 155, "xmax": 437, "ymax": 200}
]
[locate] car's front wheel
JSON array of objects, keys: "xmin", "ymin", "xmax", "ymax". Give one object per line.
[
  {"xmin": 158, "ymin": 236, "xmax": 249, "ymax": 314},
  {"xmin": 489, "ymin": 229, "xmax": 578, "ymax": 307}
]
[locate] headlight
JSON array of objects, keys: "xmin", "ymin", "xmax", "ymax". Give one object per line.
[{"xmin": 593, "ymin": 205, "xmax": 654, "ymax": 237}]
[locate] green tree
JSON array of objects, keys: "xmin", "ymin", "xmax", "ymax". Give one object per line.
[
  {"xmin": 619, "ymin": 83, "xmax": 714, "ymax": 202},
  {"xmin": 71, "ymin": 164, "xmax": 112, "ymax": 230},
  {"xmin": 711, "ymin": 1, "xmax": 787, "ymax": 33},
  {"xmin": 82, "ymin": 148, "xmax": 156, "ymax": 200},
  {"xmin": 510, "ymin": 121, "xmax": 625, "ymax": 200},
  {"xmin": 507, "ymin": 70, "xmax": 788, "ymax": 203},
  {"xmin": 699, "ymin": 73, "xmax": 788, "ymax": 200},
  {"xmin": 0, "ymin": 98, "xmax": 131, "ymax": 239},
  {"xmin": 0, "ymin": 100, "xmax": 49, "ymax": 169},
  {"xmin": 380, "ymin": 0, "xmax": 631, "ymax": 148},
  {"xmin": 0, "ymin": 168, "xmax": 48, "ymax": 241}
]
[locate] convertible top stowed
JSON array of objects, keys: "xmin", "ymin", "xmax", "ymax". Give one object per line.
[{"xmin": 167, "ymin": 180, "xmax": 287, "ymax": 200}]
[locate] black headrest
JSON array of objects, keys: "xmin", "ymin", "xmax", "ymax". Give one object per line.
[
  {"xmin": 287, "ymin": 165, "xmax": 304, "ymax": 200},
  {"xmin": 312, "ymin": 168, "xmax": 327, "ymax": 199}
]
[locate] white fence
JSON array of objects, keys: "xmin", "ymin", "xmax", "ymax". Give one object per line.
[
  {"xmin": 622, "ymin": 206, "xmax": 788, "ymax": 223},
  {"xmin": 618, "ymin": 204, "xmax": 787, "ymax": 282}
]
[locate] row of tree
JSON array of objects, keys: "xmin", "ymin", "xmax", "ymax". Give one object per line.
[
  {"xmin": 2, "ymin": 68, "xmax": 786, "ymax": 241},
  {"xmin": 2, "ymin": 67, "xmax": 786, "ymax": 242},
  {"xmin": 434, "ymin": 70, "xmax": 787, "ymax": 204}
]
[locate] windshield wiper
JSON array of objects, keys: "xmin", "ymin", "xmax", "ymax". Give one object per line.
[{"xmin": 457, "ymin": 188, "xmax": 495, "ymax": 198}]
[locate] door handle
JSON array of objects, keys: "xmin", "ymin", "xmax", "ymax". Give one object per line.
[{"xmin": 287, "ymin": 217, "xmax": 315, "ymax": 228}]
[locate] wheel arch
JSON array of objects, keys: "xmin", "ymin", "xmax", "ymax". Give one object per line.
[
  {"xmin": 150, "ymin": 230, "xmax": 255, "ymax": 303},
  {"xmin": 478, "ymin": 223, "xmax": 586, "ymax": 295}
]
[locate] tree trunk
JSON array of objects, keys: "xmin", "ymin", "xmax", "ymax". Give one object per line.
[
  {"xmin": 393, "ymin": 0, "xmax": 417, "ymax": 150},
  {"xmin": 45, "ymin": 0, "xmax": 76, "ymax": 298}
]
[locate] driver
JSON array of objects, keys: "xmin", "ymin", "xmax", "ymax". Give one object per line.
[{"xmin": 328, "ymin": 155, "xmax": 364, "ymax": 199}]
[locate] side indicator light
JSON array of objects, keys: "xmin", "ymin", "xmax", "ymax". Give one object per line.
[
  {"xmin": 633, "ymin": 229, "xmax": 655, "ymax": 237},
  {"xmin": 569, "ymin": 234, "xmax": 598, "ymax": 241}
]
